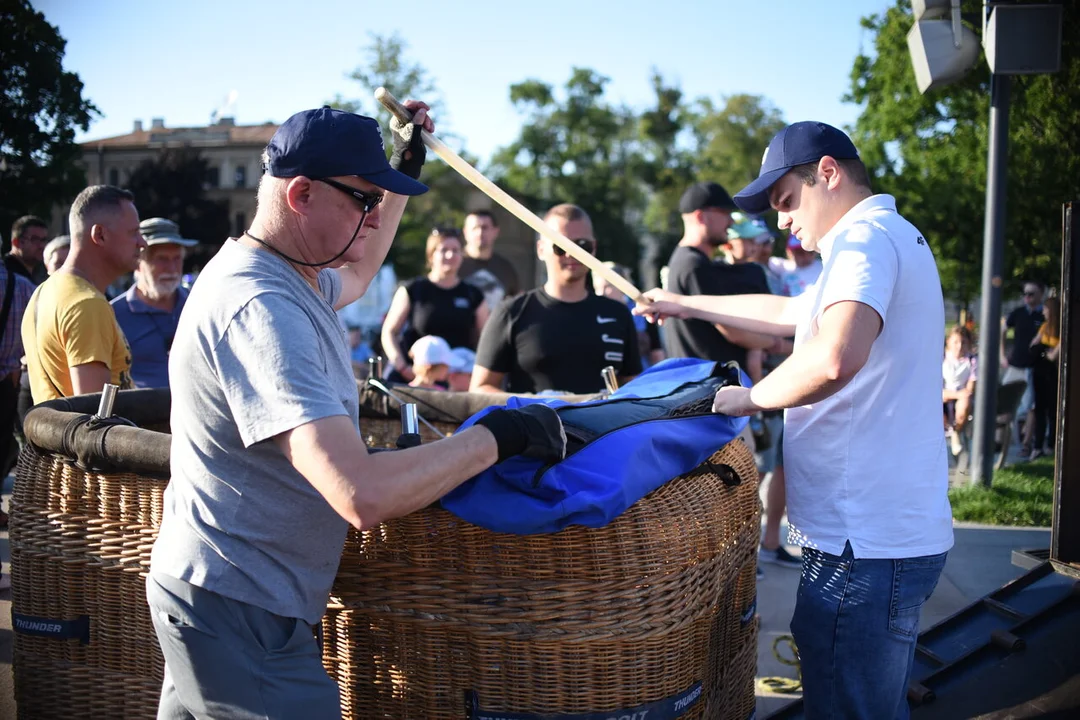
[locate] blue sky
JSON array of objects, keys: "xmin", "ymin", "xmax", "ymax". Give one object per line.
[{"xmin": 36, "ymin": 0, "xmax": 894, "ymax": 165}]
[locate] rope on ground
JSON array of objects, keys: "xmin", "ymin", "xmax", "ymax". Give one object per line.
[{"xmin": 756, "ymin": 634, "xmax": 803, "ymax": 694}]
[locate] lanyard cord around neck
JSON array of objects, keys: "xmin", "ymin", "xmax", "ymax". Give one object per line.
[{"xmin": 243, "ymin": 210, "xmax": 368, "ymax": 269}]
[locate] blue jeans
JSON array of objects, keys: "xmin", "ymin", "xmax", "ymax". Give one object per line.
[{"xmin": 791, "ymin": 543, "xmax": 947, "ymax": 720}]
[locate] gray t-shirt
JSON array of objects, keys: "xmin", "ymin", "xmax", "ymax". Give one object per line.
[{"xmin": 150, "ymin": 239, "xmax": 356, "ymax": 624}]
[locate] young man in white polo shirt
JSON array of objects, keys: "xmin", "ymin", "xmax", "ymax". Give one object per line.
[{"xmin": 636, "ymin": 121, "xmax": 952, "ymax": 719}]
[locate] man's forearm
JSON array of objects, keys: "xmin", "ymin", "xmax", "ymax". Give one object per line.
[
  {"xmin": 472, "ymin": 383, "xmax": 505, "ymax": 394},
  {"xmin": 718, "ymin": 324, "xmax": 780, "ymax": 351},
  {"xmin": 739, "ymin": 300, "xmax": 879, "ymax": 412},
  {"xmin": 747, "ymin": 337, "xmax": 854, "ymax": 410},
  {"xmin": 684, "ymin": 294, "xmax": 796, "ymax": 336},
  {"xmin": 364, "ymin": 427, "xmax": 498, "ymax": 523}
]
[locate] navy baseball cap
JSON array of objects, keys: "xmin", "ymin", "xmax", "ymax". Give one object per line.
[
  {"xmin": 733, "ymin": 121, "xmax": 859, "ymax": 214},
  {"xmin": 265, "ymin": 106, "xmax": 428, "ymax": 196}
]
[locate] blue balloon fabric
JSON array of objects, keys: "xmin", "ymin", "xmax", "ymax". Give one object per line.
[{"xmin": 439, "ymin": 358, "xmax": 750, "ymax": 534}]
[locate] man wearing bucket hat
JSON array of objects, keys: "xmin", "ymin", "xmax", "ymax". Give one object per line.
[
  {"xmin": 146, "ymin": 103, "xmax": 567, "ymax": 719},
  {"xmin": 636, "ymin": 121, "xmax": 952, "ymax": 719},
  {"xmin": 110, "ymin": 218, "xmax": 197, "ymax": 389}
]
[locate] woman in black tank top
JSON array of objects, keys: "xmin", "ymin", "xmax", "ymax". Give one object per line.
[{"xmin": 381, "ymin": 228, "xmax": 490, "ymax": 381}]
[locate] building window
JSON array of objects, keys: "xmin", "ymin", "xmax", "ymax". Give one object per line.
[
  {"xmin": 108, "ymin": 168, "xmax": 119, "ymax": 186},
  {"xmin": 234, "ymin": 211, "xmax": 246, "ymax": 237},
  {"xmin": 205, "ymin": 166, "xmax": 220, "ymax": 189},
  {"xmin": 235, "ymin": 165, "xmax": 247, "ymax": 189}
]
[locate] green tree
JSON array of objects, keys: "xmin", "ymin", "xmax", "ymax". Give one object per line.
[
  {"xmin": 847, "ymin": 0, "xmax": 1080, "ymax": 302},
  {"xmin": 0, "ymin": 0, "xmax": 98, "ymax": 240},
  {"xmin": 126, "ymin": 149, "xmax": 230, "ymax": 245},
  {"xmin": 636, "ymin": 71, "xmax": 695, "ymax": 284},
  {"xmin": 690, "ymin": 93, "xmax": 787, "ymax": 195},
  {"xmin": 489, "ymin": 68, "xmax": 644, "ymax": 271},
  {"xmin": 329, "ymin": 32, "xmax": 472, "ymax": 280},
  {"xmin": 328, "ymin": 32, "xmax": 441, "ymax": 134},
  {"xmin": 634, "ymin": 90, "xmax": 788, "ymax": 275}
]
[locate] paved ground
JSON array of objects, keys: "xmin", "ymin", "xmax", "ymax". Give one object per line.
[
  {"xmin": 752, "ymin": 516, "xmax": 1052, "ymax": 718},
  {"xmin": 0, "ymin": 469, "xmax": 1054, "ymax": 720}
]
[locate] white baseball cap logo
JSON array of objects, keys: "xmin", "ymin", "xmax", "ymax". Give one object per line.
[{"xmin": 761, "ymin": 146, "xmax": 770, "ymax": 167}]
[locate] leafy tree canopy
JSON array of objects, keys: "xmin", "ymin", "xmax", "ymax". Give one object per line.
[
  {"xmin": 329, "ymin": 33, "xmax": 473, "ymax": 280},
  {"xmin": 847, "ymin": 0, "xmax": 1080, "ymax": 300},
  {"xmin": 0, "ymin": 0, "xmax": 98, "ymax": 243}
]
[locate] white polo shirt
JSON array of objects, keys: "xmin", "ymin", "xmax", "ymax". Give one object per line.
[{"xmin": 784, "ymin": 194, "xmax": 954, "ymax": 559}]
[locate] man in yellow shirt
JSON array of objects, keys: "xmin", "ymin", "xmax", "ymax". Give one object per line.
[{"xmin": 22, "ymin": 185, "xmax": 145, "ymax": 402}]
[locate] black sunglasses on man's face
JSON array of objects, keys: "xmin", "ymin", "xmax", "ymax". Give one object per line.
[
  {"xmin": 317, "ymin": 178, "xmax": 384, "ymax": 213},
  {"xmin": 552, "ymin": 238, "xmax": 597, "ymax": 257}
]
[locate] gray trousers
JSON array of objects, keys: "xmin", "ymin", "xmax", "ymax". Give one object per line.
[{"xmin": 146, "ymin": 573, "xmax": 341, "ymax": 720}]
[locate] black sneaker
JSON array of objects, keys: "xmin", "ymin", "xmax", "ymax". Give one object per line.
[{"xmin": 760, "ymin": 545, "xmax": 802, "ymax": 567}]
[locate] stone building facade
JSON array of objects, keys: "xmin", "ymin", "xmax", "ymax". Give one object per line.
[{"xmin": 59, "ymin": 116, "xmax": 278, "ymax": 241}]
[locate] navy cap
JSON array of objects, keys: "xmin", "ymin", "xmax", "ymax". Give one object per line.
[
  {"xmin": 733, "ymin": 121, "xmax": 859, "ymax": 214},
  {"xmin": 265, "ymin": 107, "xmax": 427, "ymax": 196},
  {"xmin": 678, "ymin": 181, "xmax": 737, "ymax": 214}
]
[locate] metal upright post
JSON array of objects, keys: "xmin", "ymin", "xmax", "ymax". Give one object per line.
[
  {"xmin": 971, "ymin": 72, "xmax": 1011, "ymax": 487},
  {"xmin": 1053, "ymin": 202, "xmax": 1080, "ymax": 569}
]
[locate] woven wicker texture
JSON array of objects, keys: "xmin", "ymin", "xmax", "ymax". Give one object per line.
[
  {"xmin": 11, "ymin": 402, "xmax": 759, "ymax": 719},
  {"xmin": 326, "ymin": 423, "xmax": 761, "ymax": 720},
  {"xmin": 10, "ymin": 443, "xmax": 166, "ymax": 719}
]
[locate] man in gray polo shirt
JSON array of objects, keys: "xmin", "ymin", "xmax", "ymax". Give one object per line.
[{"xmin": 147, "ymin": 103, "xmax": 565, "ymax": 719}]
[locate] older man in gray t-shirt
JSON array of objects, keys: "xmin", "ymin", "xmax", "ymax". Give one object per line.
[
  {"xmin": 146, "ymin": 105, "xmax": 565, "ymax": 719},
  {"xmin": 152, "ymin": 241, "xmax": 354, "ymax": 624}
]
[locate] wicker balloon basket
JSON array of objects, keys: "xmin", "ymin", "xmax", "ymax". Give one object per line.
[
  {"xmin": 10, "ymin": 387, "xmax": 760, "ymax": 720},
  {"xmin": 10, "ymin": 390, "xmax": 171, "ymax": 719}
]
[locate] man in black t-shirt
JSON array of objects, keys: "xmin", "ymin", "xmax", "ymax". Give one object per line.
[
  {"xmin": 472, "ymin": 204, "xmax": 641, "ymax": 394},
  {"xmin": 1002, "ymin": 281, "xmax": 1045, "ymax": 370},
  {"xmin": 461, "ymin": 210, "xmax": 522, "ymax": 308},
  {"xmin": 1001, "ymin": 280, "xmax": 1046, "ymax": 453},
  {"xmin": 664, "ymin": 182, "xmax": 774, "ymax": 368}
]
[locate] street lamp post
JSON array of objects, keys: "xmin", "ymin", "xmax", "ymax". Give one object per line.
[
  {"xmin": 906, "ymin": 0, "xmax": 1062, "ymax": 486},
  {"xmin": 971, "ymin": 72, "xmax": 1011, "ymax": 486}
]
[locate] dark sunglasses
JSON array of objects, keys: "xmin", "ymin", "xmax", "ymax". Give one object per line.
[
  {"xmin": 1023, "ymin": 291, "xmax": 1037, "ymax": 297},
  {"xmin": 552, "ymin": 238, "xmax": 596, "ymax": 257},
  {"xmin": 317, "ymin": 178, "xmax": 384, "ymax": 213}
]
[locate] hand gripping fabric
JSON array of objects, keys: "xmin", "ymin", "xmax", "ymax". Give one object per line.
[{"xmin": 441, "ymin": 358, "xmax": 750, "ymax": 534}]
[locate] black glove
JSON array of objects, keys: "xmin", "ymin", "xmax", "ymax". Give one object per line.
[
  {"xmin": 475, "ymin": 404, "xmax": 567, "ymax": 464},
  {"xmin": 389, "ymin": 116, "xmax": 426, "ymax": 180}
]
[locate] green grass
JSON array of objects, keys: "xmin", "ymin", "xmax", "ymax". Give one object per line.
[{"xmin": 949, "ymin": 455, "xmax": 1054, "ymax": 526}]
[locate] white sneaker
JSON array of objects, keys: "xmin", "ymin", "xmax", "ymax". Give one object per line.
[
  {"xmin": 949, "ymin": 429, "xmax": 963, "ymax": 456},
  {"xmin": 0, "ymin": 574, "xmax": 10, "ymax": 591}
]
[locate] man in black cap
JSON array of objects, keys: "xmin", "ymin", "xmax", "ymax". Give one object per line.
[
  {"xmin": 663, "ymin": 181, "xmax": 774, "ymax": 368},
  {"xmin": 637, "ymin": 121, "xmax": 952, "ymax": 719},
  {"xmin": 146, "ymin": 103, "xmax": 566, "ymax": 719}
]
